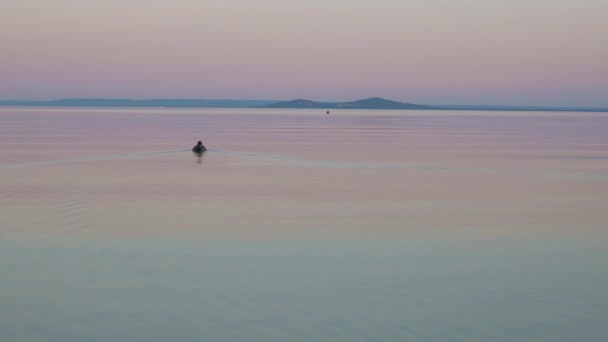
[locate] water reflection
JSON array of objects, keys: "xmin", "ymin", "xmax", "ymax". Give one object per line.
[
  {"xmin": 193, "ymin": 150, "xmax": 205, "ymax": 164},
  {"xmin": 2, "ymin": 108, "xmax": 608, "ymax": 341}
]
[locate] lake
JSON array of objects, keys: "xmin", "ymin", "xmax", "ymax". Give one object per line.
[{"xmin": 1, "ymin": 107, "xmax": 607, "ymax": 341}]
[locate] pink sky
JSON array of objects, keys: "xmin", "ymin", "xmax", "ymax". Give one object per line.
[{"xmin": 2, "ymin": 0, "xmax": 607, "ymax": 106}]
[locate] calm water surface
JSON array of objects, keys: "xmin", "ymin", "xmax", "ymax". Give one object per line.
[{"xmin": 1, "ymin": 107, "xmax": 607, "ymax": 341}]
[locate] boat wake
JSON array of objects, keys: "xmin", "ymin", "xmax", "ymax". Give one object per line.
[{"xmin": 0, "ymin": 148, "xmax": 606, "ymax": 180}]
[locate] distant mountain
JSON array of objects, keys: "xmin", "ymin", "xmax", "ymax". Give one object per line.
[
  {"xmin": 1, "ymin": 97, "xmax": 606, "ymax": 112},
  {"xmin": 258, "ymin": 97, "xmax": 435, "ymax": 110},
  {"xmin": 0, "ymin": 98, "xmax": 276, "ymax": 108}
]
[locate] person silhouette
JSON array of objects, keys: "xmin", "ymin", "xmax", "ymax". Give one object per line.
[{"xmin": 192, "ymin": 140, "xmax": 207, "ymax": 153}]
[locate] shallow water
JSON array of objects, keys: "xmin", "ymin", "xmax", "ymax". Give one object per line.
[{"xmin": 1, "ymin": 107, "xmax": 607, "ymax": 340}]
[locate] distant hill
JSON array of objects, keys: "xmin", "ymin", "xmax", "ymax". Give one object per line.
[
  {"xmin": 0, "ymin": 98, "xmax": 276, "ymax": 108},
  {"xmin": 258, "ymin": 97, "xmax": 435, "ymax": 110},
  {"xmin": 1, "ymin": 97, "xmax": 606, "ymax": 112}
]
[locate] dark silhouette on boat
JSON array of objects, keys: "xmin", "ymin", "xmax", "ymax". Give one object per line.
[{"xmin": 192, "ymin": 141, "xmax": 207, "ymax": 154}]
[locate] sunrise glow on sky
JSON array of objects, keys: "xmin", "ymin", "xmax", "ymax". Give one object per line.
[{"xmin": 2, "ymin": 0, "xmax": 607, "ymax": 106}]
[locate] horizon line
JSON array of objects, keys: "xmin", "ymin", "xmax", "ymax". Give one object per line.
[{"xmin": 1, "ymin": 97, "xmax": 608, "ymax": 110}]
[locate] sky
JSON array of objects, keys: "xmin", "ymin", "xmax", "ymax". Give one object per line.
[{"xmin": 1, "ymin": 0, "xmax": 607, "ymax": 106}]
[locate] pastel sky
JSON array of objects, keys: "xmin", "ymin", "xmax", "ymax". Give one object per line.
[{"xmin": 2, "ymin": 0, "xmax": 607, "ymax": 106}]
